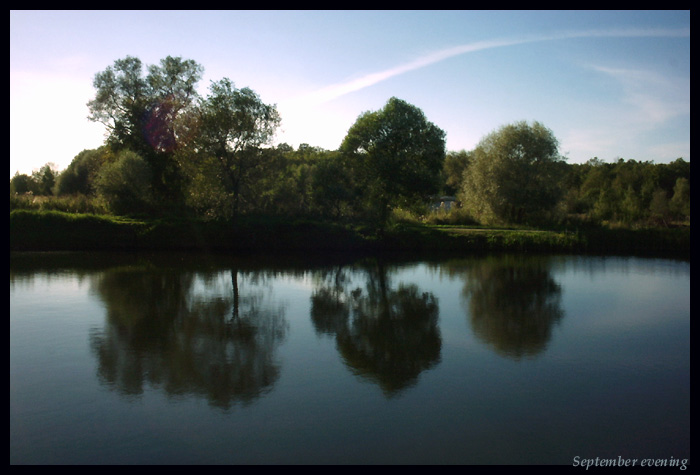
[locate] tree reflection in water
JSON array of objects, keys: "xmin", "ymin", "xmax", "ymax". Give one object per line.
[
  {"xmin": 310, "ymin": 259, "xmax": 441, "ymax": 397},
  {"xmin": 454, "ymin": 255, "xmax": 564, "ymax": 359},
  {"xmin": 90, "ymin": 265, "xmax": 287, "ymax": 410}
]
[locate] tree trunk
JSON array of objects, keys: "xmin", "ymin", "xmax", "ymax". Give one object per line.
[{"xmin": 231, "ymin": 269, "xmax": 239, "ymax": 321}]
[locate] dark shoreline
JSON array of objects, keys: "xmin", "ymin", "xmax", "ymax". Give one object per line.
[{"xmin": 10, "ymin": 209, "xmax": 690, "ymax": 259}]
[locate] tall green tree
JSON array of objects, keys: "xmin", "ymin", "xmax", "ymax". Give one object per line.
[
  {"xmin": 443, "ymin": 150, "xmax": 472, "ymax": 196},
  {"xmin": 194, "ymin": 78, "xmax": 281, "ymax": 218},
  {"xmin": 669, "ymin": 177, "xmax": 690, "ymax": 221},
  {"xmin": 461, "ymin": 121, "xmax": 565, "ymax": 225},
  {"xmin": 649, "ymin": 188, "xmax": 671, "ymax": 226},
  {"xmin": 31, "ymin": 163, "xmax": 59, "ymax": 196},
  {"xmin": 88, "ymin": 56, "xmax": 147, "ymax": 152},
  {"xmin": 340, "ymin": 97, "xmax": 446, "ymax": 227},
  {"xmin": 311, "ymin": 151, "xmax": 356, "ymax": 219},
  {"xmin": 87, "ymin": 55, "xmax": 203, "ymax": 208}
]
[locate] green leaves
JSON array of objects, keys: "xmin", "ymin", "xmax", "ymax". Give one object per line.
[
  {"xmin": 192, "ymin": 78, "xmax": 281, "ymax": 217},
  {"xmin": 197, "ymin": 79, "xmax": 280, "ymax": 156},
  {"xmin": 95, "ymin": 150, "xmax": 153, "ymax": 215},
  {"xmin": 461, "ymin": 121, "xmax": 564, "ymax": 225},
  {"xmin": 341, "ymin": 97, "xmax": 446, "ymax": 227}
]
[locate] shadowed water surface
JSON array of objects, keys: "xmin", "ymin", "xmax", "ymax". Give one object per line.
[{"xmin": 10, "ymin": 252, "xmax": 689, "ymax": 464}]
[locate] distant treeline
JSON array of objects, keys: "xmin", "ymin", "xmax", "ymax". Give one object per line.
[
  {"xmin": 11, "ymin": 145, "xmax": 690, "ymax": 229},
  {"xmin": 442, "ymin": 149, "xmax": 689, "ymax": 227}
]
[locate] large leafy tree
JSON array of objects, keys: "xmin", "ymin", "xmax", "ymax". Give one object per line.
[
  {"xmin": 194, "ymin": 78, "xmax": 281, "ymax": 218},
  {"xmin": 461, "ymin": 121, "xmax": 565, "ymax": 225},
  {"xmin": 10, "ymin": 172, "xmax": 38, "ymax": 195},
  {"xmin": 87, "ymin": 55, "xmax": 203, "ymax": 208},
  {"xmin": 31, "ymin": 163, "xmax": 59, "ymax": 196},
  {"xmin": 55, "ymin": 147, "xmax": 112, "ymax": 196},
  {"xmin": 340, "ymin": 97, "xmax": 446, "ymax": 227}
]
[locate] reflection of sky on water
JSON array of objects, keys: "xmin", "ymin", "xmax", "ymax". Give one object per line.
[
  {"xmin": 11, "ymin": 271, "xmax": 91, "ymax": 303},
  {"xmin": 555, "ymin": 257, "xmax": 690, "ymax": 333}
]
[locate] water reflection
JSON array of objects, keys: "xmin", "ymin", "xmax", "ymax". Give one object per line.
[
  {"xmin": 10, "ymin": 252, "xmax": 690, "ymax": 464},
  {"xmin": 447, "ymin": 255, "xmax": 564, "ymax": 359},
  {"xmin": 310, "ymin": 259, "xmax": 441, "ymax": 397},
  {"xmin": 13, "ymin": 252, "xmax": 566, "ymax": 406},
  {"xmin": 89, "ymin": 265, "xmax": 287, "ymax": 409}
]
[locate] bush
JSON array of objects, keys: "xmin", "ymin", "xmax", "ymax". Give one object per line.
[
  {"xmin": 95, "ymin": 150, "xmax": 154, "ymax": 215},
  {"xmin": 423, "ymin": 205, "xmax": 478, "ymax": 226},
  {"xmin": 55, "ymin": 148, "xmax": 109, "ymax": 196}
]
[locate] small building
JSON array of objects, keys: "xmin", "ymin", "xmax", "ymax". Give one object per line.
[{"xmin": 429, "ymin": 195, "xmax": 457, "ymax": 212}]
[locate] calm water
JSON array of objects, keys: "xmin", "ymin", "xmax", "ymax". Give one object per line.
[{"xmin": 10, "ymin": 252, "xmax": 690, "ymax": 465}]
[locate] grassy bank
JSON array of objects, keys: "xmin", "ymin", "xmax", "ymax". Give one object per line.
[{"xmin": 10, "ymin": 209, "xmax": 690, "ymax": 258}]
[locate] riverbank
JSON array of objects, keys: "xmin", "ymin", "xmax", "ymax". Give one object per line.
[{"xmin": 9, "ymin": 209, "xmax": 690, "ymax": 258}]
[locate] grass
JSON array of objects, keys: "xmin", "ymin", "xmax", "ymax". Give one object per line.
[
  {"xmin": 10, "ymin": 208, "xmax": 689, "ymax": 258},
  {"xmin": 10, "ymin": 193, "xmax": 109, "ymax": 215}
]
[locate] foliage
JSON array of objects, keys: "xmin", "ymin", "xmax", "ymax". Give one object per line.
[
  {"xmin": 310, "ymin": 150, "xmax": 356, "ymax": 219},
  {"xmin": 560, "ymin": 157, "xmax": 690, "ymax": 226},
  {"xmin": 669, "ymin": 177, "xmax": 690, "ymax": 220},
  {"xmin": 55, "ymin": 147, "xmax": 112, "ymax": 196},
  {"xmin": 461, "ymin": 121, "xmax": 565, "ymax": 225},
  {"xmin": 10, "ymin": 207, "xmax": 689, "ymax": 257},
  {"xmin": 10, "ymin": 55, "xmax": 690, "ymax": 238},
  {"xmin": 10, "ymin": 209, "xmax": 146, "ymax": 251},
  {"xmin": 442, "ymin": 150, "xmax": 472, "ymax": 195},
  {"xmin": 422, "ymin": 205, "xmax": 478, "ymax": 226},
  {"xmin": 95, "ymin": 150, "xmax": 154, "ymax": 215},
  {"xmin": 340, "ymin": 97, "xmax": 446, "ymax": 227},
  {"xmin": 10, "ymin": 172, "xmax": 38, "ymax": 195},
  {"xmin": 87, "ymin": 55, "xmax": 203, "ymax": 208},
  {"xmin": 192, "ymin": 78, "xmax": 281, "ymax": 217},
  {"xmin": 10, "ymin": 193, "xmax": 108, "ymax": 214},
  {"xmin": 31, "ymin": 163, "xmax": 59, "ymax": 196}
]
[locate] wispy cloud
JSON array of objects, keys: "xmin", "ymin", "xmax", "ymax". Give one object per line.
[
  {"xmin": 589, "ymin": 65, "xmax": 689, "ymax": 126},
  {"xmin": 291, "ymin": 37, "xmax": 525, "ymax": 106},
  {"xmin": 288, "ymin": 27, "xmax": 690, "ymax": 107},
  {"xmin": 559, "ymin": 61, "xmax": 690, "ymax": 162}
]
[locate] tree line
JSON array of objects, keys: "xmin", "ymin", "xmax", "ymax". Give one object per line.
[{"xmin": 10, "ymin": 55, "xmax": 690, "ymax": 229}]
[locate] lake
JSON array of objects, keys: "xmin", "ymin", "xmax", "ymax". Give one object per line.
[{"xmin": 10, "ymin": 252, "xmax": 690, "ymax": 465}]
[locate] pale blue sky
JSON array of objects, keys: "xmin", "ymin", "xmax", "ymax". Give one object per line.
[{"xmin": 10, "ymin": 10, "xmax": 690, "ymax": 176}]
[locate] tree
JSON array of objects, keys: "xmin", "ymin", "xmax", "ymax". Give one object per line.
[
  {"xmin": 340, "ymin": 97, "xmax": 446, "ymax": 227},
  {"xmin": 311, "ymin": 151, "xmax": 355, "ymax": 219},
  {"xmin": 620, "ymin": 185, "xmax": 644, "ymax": 224},
  {"xmin": 458, "ymin": 255, "xmax": 563, "ymax": 359},
  {"xmin": 95, "ymin": 150, "xmax": 153, "ymax": 215},
  {"xmin": 90, "ymin": 265, "xmax": 287, "ymax": 408},
  {"xmin": 649, "ymin": 188, "xmax": 671, "ymax": 226},
  {"xmin": 309, "ymin": 260, "xmax": 441, "ymax": 396},
  {"xmin": 443, "ymin": 149, "xmax": 472, "ymax": 195},
  {"xmin": 55, "ymin": 147, "xmax": 112, "ymax": 196},
  {"xmin": 194, "ymin": 78, "xmax": 281, "ymax": 218},
  {"xmin": 10, "ymin": 172, "xmax": 38, "ymax": 195},
  {"xmin": 87, "ymin": 55, "xmax": 203, "ymax": 208},
  {"xmin": 31, "ymin": 163, "xmax": 59, "ymax": 196},
  {"xmin": 669, "ymin": 177, "xmax": 690, "ymax": 221},
  {"xmin": 461, "ymin": 121, "xmax": 565, "ymax": 225}
]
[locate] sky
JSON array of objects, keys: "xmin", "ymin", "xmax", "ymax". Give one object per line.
[{"xmin": 10, "ymin": 10, "xmax": 690, "ymax": 177}]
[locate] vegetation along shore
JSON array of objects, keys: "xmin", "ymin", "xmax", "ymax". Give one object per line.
[
  {"xmin": 9, "ymin": 209, "xmax": 689, "ymax": 258},
  {"xmin": 10, "ymin": 56, "xmax": 689, "ymax": 258}
]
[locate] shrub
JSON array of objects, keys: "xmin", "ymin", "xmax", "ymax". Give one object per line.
[{"xmin": 95, "ymin": 150, "xmax": 154, "ymax": 215}]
